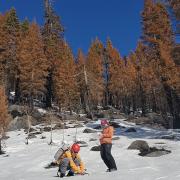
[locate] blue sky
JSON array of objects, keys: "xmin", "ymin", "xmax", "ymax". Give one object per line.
[{"xmin": 0, "ymin": 0, "xmax": 144, "ymax": 56}]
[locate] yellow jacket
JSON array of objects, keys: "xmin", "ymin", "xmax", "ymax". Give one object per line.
[{"xmin": 57, "ymin": 150, "xmax": 85, "ymax": 174}]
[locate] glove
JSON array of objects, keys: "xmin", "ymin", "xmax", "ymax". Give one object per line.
[{"xmin": 97, "ymin": 132, "xmax": 103, "ymax": 139}]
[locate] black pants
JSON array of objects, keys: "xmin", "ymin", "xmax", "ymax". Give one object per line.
[{"xmin": 100, "ymin": 143, "xmax": 117, "ymax": 170}]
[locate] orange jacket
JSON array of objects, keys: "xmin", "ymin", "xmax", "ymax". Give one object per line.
[
  {"xmin": 100, "ymin": 126, "xmax": 114, "ymax": 144},
  {"xmin": 57, "ymin": 150, "xmax": 85, "ymax": 173}
]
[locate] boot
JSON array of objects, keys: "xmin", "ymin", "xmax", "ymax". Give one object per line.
[
  {"xmin": 60, "ymin": 173, "xmax": 65, "ymax": 178},
  {"xmin": 67, "ymin": 170, "xmax": 74, "ymax": 176}
]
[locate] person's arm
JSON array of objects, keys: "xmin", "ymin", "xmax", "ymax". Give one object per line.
[
  {"xmin": 77, "ymin": 155, "xmax": 85, "ymax": 173},
  {"xmin": 65, "ymin": 152, "xmax": 81, "ymax": 173}
]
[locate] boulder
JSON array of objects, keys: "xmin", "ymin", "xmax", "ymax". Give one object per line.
[
  {"xmin": 128, "ymin": 140, "xmax": 150, "ymax": 153},
  {"xmin": 53, "ymin": 123, "xmax": 63, "ymax": 130},
  {"xmin": 28, "ymin": 134, "xmax": 37, "ymax": 139},
  {"xmin": 125, "ymin": 127, "xmax": 137, "ymax": 133},
  {"xmin": 43, "ymin": 127, "xmax": 52, "ymax": 132},
  {"xmin": 83, "ymin": 128, "xmax": 97, "ymax": 133},
  {"xmin": 90, "ymin": 145, "xmax": 101, "ymax": 151},
  {"xmin": 139, "ymin": 147, "xmax": 171, "ymax": 157},
  {"xmin": 160, "ymin": 135, "xmax": 176, "ymax": 140},
  {"xmin": 75, "ymin": 141, "xmax": 88, "ymax": 147},
  {"xmin": 9, "ymin": 105, "xmax": 24, "ymax": 118},
  {"xmin": 41, "ymin": 136, "xmax": 46, "ymax": 139},
  {"xmin": 8, "ymin": 116, "xmax": 29, "ymax": 130},
  {"xmin": 93, "ymin": 125, "xmax": 101, "ymax": 130},
  {"xmin": 112, "ymin": 137, "xmax": 120, "ymax": 141},
  {"xmin": 109, "ymin": 121, "xmax": 121, "ymax": 128},
  {"xmin": 74, "ymin": 124, "xmax": 84, "ymax": 128}
]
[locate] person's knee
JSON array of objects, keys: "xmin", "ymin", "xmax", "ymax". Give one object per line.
[
  {"xmin": 74, "ymin": 158, "xmax": 80, "ymax": 166},
  {"xmin": 59, "ymin": 158, "xmax": 70, "ymax": 172}
]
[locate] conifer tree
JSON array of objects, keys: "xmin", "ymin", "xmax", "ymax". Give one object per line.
[
  {"xmin": 14, "ymin": 19, "xmax": 30, "ymax": 103},
  {"xmin": 0, "ymin": 85, "xmax": 9, "ymax": 154},
  {"xmin": 53, "ymin": 42, "xmax": 79, "ymax": 112},
  {"xmin": 3, "ymin": 8, "xmax": 20, "ymax": 97},
  {"xmin": 142, "ymin": 0, "xmax": 180, "ymax": 127},
  {"xmin": 76, "ymin": 49, "xmax": 87, "ymax": 111},
  {"xmin": 43, "ymin": 0, "xmax": 64, "ymax": 108},
  {"xmin": 106, "ymin": 38, "xmax": 124, "ymax": 108},
  {"xmin": 18, "ymin": 23, "xmax": 48, "ymax": 109},
  {"xmin": 0, "ymin": 14, "xmax": 6, "ymax": 85},
  {"xmin": 86, "ymin": 38, "xmax": 104, "ymax": 107}
]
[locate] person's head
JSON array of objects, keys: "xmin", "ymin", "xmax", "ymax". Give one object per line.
[
  {"xmin": 101, "ymin": 119, "xmax": 109, "ymax": 127},
  {"xmin": 71, "ymin": 143, "xmax": 80, "ymax": 154}
]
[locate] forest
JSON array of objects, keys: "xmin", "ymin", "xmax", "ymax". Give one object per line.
[{"xmin": 0, "ymin": 0, "xmax": 179, "ymax": 142}]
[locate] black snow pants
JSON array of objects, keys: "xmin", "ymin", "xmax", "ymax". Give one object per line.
[{"xmin": 100, "ymin": 143, "xmax": 117, "ymax": 170}]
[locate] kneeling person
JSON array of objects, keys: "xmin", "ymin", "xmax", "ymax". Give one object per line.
[{"xmin": 58, "ymin": 143, "xmax": 85, "ymax": 177}]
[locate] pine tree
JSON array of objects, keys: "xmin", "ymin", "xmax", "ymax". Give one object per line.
[
  {"xmin": 76, "ymin": 49, "xmax": 87, "ymax": 111},
  {"xmin": 3, "ymin": 8, "xmax": 20, "ymax": 97},
  {"xmin": 106, "ymin": 38, "xmax": 124, "ymax": 108},
  {"xmin": 0, "ymin": 85, "xmax": 9, "ymax": 154},
  {"xmin": 86, "ymin": 38, "xmax": 104, "ymax": 107},
  {"xmin": 0, "ymin": 14, "xmax": 6, "ymax": 85},
  {"xmin": 43, "ymin": 0, "xmax": 64, "ymax": 108},
  {"xmin": 18, "ymin": 23, "xmax": 48, "ymax": 109},
  {"xmin": 53, "ymin": 42, "xmax": 79, "ymax": 112},
  {"xmin": 14, "ymin": 18, "xmax": 30, "ymax": 103},
  {"xmin": 142, "ymin": 0, "xmax": 180, "ymax": 127}
]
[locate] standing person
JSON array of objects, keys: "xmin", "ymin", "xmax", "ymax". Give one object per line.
[
  {"xmin": 58, "ymin": 143, "xmax": 85, "ymax": 178},
  {"xmin": 99, "ymin": 119, "xmax": 117, "ymax": 172}
]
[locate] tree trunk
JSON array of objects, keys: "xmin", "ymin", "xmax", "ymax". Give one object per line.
[
  {"xmin": 14, "ymin": 77, "xmax": 20, "ymax": 104},
  {"xmin": 163, "ymin": 83, "xmax": 180, "ymax": 128},
  {"xmin": 132, "ymin": 95, "xmax": 137, "ymax": 114},
  {"xmin": 0, "ymin": 138, "xmax": 2, "ymax": 154},
  {"xmin": 45, "ymin": 72, "xmax": 53, "ymax": 108}
]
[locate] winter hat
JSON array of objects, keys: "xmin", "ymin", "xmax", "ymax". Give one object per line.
[
  {"xmin": 71, "ymin": 143, "xmax": 80, "ymax": 153},
  {"xmin": 101, "ymin": 119, "xmax": 109, "ymax": 126}
]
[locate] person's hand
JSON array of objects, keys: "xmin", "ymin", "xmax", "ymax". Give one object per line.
[
  {"xmin": 97, "ymin": 132, "xmax": 103, "ymax": 139},
  {"xmin": 77, "ymin": 170, "xmax": 85, "ymax": 175}
]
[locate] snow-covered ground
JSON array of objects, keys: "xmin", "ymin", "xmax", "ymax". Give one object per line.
[{"xmin": 1, "ymin": 119, "xmax": 180, "ymax": 180}]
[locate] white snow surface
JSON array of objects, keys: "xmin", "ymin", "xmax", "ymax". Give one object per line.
[{"xmin": 1, "ymin": 119, "xmax": 180, "ymax": 180}]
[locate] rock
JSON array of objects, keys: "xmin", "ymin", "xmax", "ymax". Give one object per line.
[
  {"xmin": 83, "ymin": 128, "xmax": 97, "ymax": 133},
  {"xmin": 31, "ymin": 131, "xmax": 42, "ymax": 135},
  {"xmin": 8, "ymin": 116, "xmax": 29, "ymax": 130},
  {"xmin": 11, "ymin": 110, "xmax": 23, "ymax": 119},
  {"xmin": 109, "ymin": 121, "xmax": 121, "ymax": 128},
  {"xmin": 28, "ymin": 134, "xmax": 37, "ymax": 139},
  {"xmin": 93, "ymin": 125, "xmax": 101, "ymax": 129},
  {"xmin": 2, "ymin": 135, "xmax": 10, "ymax": 140},
  {"xmin": 160, "ymin": 135, "xmax": 176, "ymax": 140},
  {"xmin": 94, "ymin": 113, "xmax": 105, "ymax": 119},
  {"xmin": 9, "ymin": 105, "xmax": 24, "ymax": 118},
  {"xmin": 24, "ymin": 127, "xmax": 37, "ymax": 133},
  {"xmin": 146, "ymin": 113, "xmax": 163, "ymax": 123},
  {"xmin": 112, "ymin": 137, "xmax": 120, "ymax": 141},
  {"xmin": 53, "ymin": 123, "xmax": 63, "ymax": 130},
  {"xmin": 139, "ymin": 147, "xmax": 171, "ymax": 157},
  {"xmin": 75, "ymin": 141, "xmax": 88, "ymax": 147},
  {"xmin": 125, "ymin": 127, "xmax": 137, "ymax": 133},
  {"xmin": 41, "ymin": 136, "xmax": 46, "ymax": 139},
  {"xmin": 90, "ymin": 145, "xmax": 101, "ymax": 151},
  {"xmin": 31, "ymin": 109, "xmax": 44, "ymax": 120},
  {"xmin": 128, "ymin": 140, "xmax": 150, "ymax": 153},
  {"xmin": 74, "ymin": 124, "xmax": 84, "ymax": 128},
  {"xmin": 75, "ymin": 140, "xmax": 87, "ymax": 144},
  {"xmin": 43, "ymin": 127, "xmax": 51, "ymax": 132}
]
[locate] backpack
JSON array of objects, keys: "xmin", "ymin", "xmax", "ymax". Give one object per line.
[{"xmin": 54, "ymin": 143, "xmax": 69, "ymax": 161}]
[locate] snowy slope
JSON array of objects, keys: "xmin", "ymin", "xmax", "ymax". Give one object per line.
[{"xmin": 1, "ymin": 119, "xmax": 180, "ymax": 180}]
